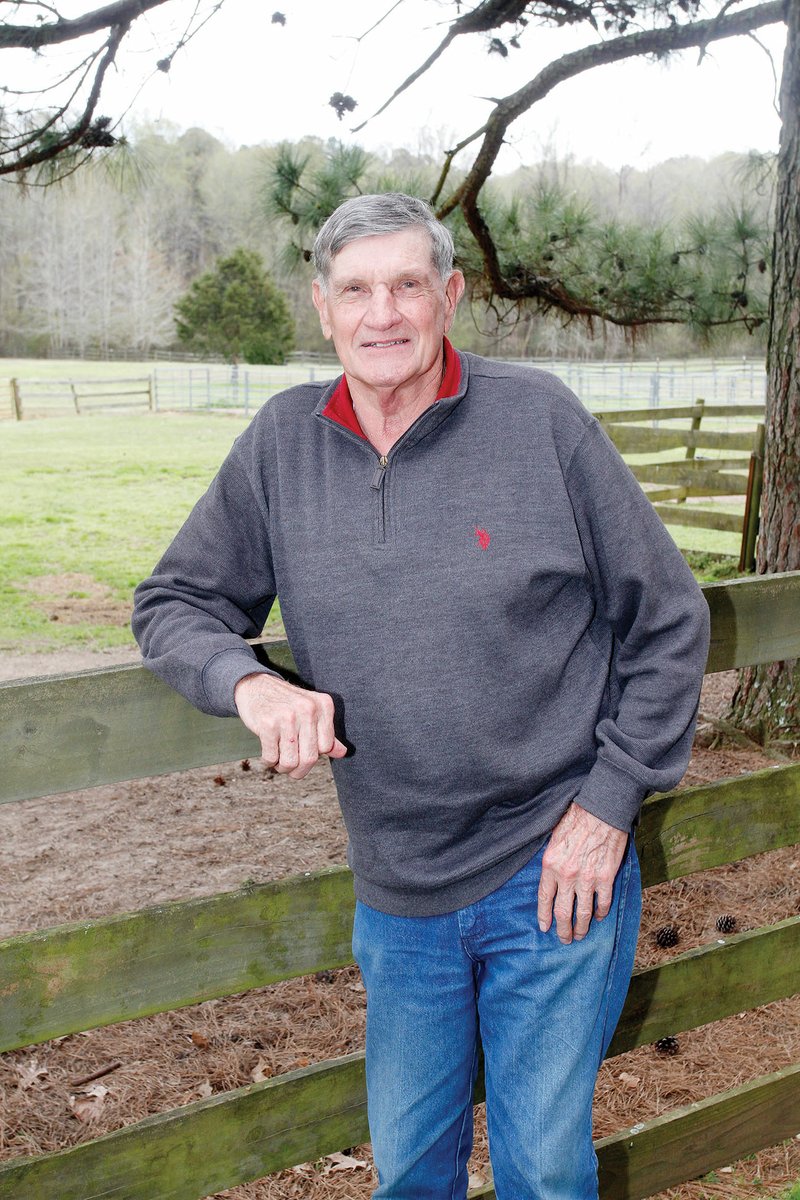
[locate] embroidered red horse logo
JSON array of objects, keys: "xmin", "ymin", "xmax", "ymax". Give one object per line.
[{"xmin": 474, "ymin": 527, "xmax": 491, "ymax": 551}]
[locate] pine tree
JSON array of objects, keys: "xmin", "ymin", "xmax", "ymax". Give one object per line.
[{"xmin": 174, "ymin": 248, "xmax": 295, "ymax": 365}]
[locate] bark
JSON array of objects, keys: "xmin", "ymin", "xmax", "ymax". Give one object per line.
[
  {"xmin": 728, "ymin": 0, "xmax": 800, "ymax": 748},
  {"xmin": 0, "ymin": 0, "xmax": 170, "ymax": 49}
]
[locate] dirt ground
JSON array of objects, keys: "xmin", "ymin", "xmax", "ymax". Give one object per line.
[{"xmin": 1, "ymin": 657, "xmax": 798, "ymax": 1199}]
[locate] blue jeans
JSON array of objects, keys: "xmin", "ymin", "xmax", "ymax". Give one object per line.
[{"xmin": 352, "ymin": 837, "xmax": 641, "ymax": 1200}]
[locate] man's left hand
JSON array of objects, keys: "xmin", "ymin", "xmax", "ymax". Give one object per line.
[{"xmin": 537, "ymin": 802, "xmax": 629, "ymax": 945}]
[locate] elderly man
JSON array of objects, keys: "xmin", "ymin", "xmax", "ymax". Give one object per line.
[{"xmin": 133, "ymin": 193, "xmax": 710, "ymax": 1199}]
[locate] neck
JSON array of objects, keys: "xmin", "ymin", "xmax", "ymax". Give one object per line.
[{"xmin": 349, "ymin": 349, "xmax": 445, "ymax": 456}]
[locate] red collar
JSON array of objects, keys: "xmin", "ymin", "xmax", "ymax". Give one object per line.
[{"xmin": 321, "ymin": 337, "xmax": 461, "ymax": 441}]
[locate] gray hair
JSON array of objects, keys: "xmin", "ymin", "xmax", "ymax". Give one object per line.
[{"xmin": 312, "ymin": 193, "xmax": 455, "ymax": 290}]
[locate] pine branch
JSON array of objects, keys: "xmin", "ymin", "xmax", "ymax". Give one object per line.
[
  {"xmin": 434, "ymin": 0, "xmax": 785, "ymax": 316},
  {"xmin": 440, "ymin": 0, "xmax": 785, "ymax": 218}
]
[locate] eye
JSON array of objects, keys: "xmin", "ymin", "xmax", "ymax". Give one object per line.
[{"xmin": 399, "ymin": 279, "xmax": 420, "ymax": 290}]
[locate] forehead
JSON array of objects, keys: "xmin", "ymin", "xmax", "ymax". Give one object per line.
[{"xmin": 329, "ymin": 227, "xmax": 437, "ymax": 282}]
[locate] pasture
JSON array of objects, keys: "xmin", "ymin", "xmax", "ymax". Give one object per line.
[{"xmin": 0, "ymin": 414, "xmax": 258, "ymax": 650}]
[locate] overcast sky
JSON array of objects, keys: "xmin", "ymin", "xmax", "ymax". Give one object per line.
[{"xmin": 21, "ymin": 0, "xmax": 790, "ymax": 171}]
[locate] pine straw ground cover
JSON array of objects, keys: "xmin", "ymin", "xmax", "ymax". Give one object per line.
[{"xmin": 0, "ymin": 670, "xmax": 798, "ymax": 1199}]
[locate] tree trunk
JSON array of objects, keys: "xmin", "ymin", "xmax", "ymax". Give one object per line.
[{"xmin": 728, "ymin": 0, "xmax": 800, "ymax": 748}]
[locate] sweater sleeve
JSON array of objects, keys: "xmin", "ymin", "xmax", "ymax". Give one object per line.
[
  {"xmin": 131, "ymin": 431, "xmax": 280, "ymax": 718},
  {"xmin": 564, "ymin": 418, "xmax": 711, "ymax": 831}
]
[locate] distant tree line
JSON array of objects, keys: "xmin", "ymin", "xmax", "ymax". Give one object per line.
[{"xmin": 0, "ymin": 122, "xmax": 774, "ymax": 361}]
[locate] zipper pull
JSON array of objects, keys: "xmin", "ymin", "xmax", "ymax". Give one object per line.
[{"xmin": 370, "ymin": 455, "xmax": 389, "ymax": 489}]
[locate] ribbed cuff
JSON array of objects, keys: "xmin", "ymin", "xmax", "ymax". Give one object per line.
[
  {"xmin": 575, "ymin": 756, "xmax": 647, "ymax": 833},
  {"xmin": 201, "ymin": 648, "xmax": 280, "ymax": 717}
]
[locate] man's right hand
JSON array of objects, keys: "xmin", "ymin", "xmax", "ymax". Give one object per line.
[{"xmin": 234, "ymin": 673, "xmax": 348, "ymax": 780}]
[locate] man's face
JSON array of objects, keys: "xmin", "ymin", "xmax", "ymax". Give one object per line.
[{"xmin": 312, "ymin": 227, "xmax": 464, "ymax": 397}]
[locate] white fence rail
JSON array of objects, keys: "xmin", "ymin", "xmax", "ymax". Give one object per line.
[{"xmin": 5, "ymin": 357, "xmax": 766, "ymax": 419}]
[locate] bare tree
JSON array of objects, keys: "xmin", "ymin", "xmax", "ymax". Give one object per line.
[{"xmin": 0, "ymin": 0, "xmax": 226, "ymax": 179}]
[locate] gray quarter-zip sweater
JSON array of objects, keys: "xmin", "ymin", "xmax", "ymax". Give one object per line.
[{"xmin": 132, "ymin": 350, "xmax": 710, "ymax": 916}]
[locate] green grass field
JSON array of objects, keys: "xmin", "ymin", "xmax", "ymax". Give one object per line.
[
  {"xmin": 0, "ymin": 413, "xmax": 255, "ymax": 650},
  {"xmin": 0, "ymin": 406, "xmax": 745, "ymax": 653}
]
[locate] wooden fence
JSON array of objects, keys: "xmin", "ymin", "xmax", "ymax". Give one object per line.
[
  {"xmin": 0, "ymin": 572, "xmax": 799, "ymax": 1199},
  {"xmin": 9, "ymin": 376, "xmax": 154, "ymax": 418},
  {"xmin": 599, "ymin": 401, "xmax": 765, "ymax": 569}
]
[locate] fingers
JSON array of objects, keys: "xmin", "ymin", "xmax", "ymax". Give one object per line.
[
  {"xmin": 233, "ymin": 673, "xmax": 346, "ymax": 780},
  {"xmin": 538, "ymin": 870, "xmax": 597, "ymax": 945},
  {"xmin": 537, "ymin": 868, "xmax": 557, "ymax": 934},
  {"xmin": 537, "ymin": 802, "xmax": 629, "ymax": 944}
]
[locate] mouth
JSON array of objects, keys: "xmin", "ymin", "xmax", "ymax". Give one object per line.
[{"xmin": 361, "ymin": 338, "xmax": 410, "ymax": 349}]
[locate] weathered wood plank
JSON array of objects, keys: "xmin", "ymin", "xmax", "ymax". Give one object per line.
[
  {"xmin": 0, "ymin": 642, "xmax": 296, "ymax": 805},
  {"xmin": 2, "ymin": 758, "xmax": 798, "ymax": 1051},
  {"xmin": 1, "ymin": 575, "xmax": 799, "ymax": 806},
  {"xmin": 0, "ymin": 1050, "xmax": 796, "ymax": 1200},
  {"xmin": 467, "ymin": 1065, "xmax": 800, "ymax": 1200},
  {"xmin": 704, "ymin": 571, "xmax": 800, "ymax": 672},
  {"xmin": 637, "ymin": 763, "xmax": 800, "ymax": 885},
  {"xmin": 598, "ymin": 404, "xmax": 765, "ymax": 423},
  {"xmin": 0, "ymin": 868, "xmax": 355, "ymax": 1053},
  {"xmin": 599, "ymin": 404, "xmax": 705, "ymax": 423},
  {"xmin": 0, "ymin": 1053, "xmax": 369, "ymax": 1200},
  {"xmin": 610, "ymin": 916, "xmax": 800, "ymax": 1054},
  {"xmin": 608, "ymin": 426, "xmax": 759, "ymax": 453},
  {"xmin": 631, "ymin": 463, "xmax": 748, "ymax": 494},
  {"xmin": 596, "ymin": 1064, "xmax": 800, "ymax": 1200},
  {"xmin": 653, "ymin": 503, "xmax": 744, "ymax": 532},
  {"xmin": 645, "ymin": 486, "xmax": 690, "ymax": 503}
]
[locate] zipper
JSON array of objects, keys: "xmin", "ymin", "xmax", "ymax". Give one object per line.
[{"xmin": 370, "ymin": 454, "xmax": 389, "ymax": 543}]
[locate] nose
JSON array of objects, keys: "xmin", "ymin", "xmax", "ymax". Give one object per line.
[{"xmin": 364, "ymin": 284, "xmax": 401, "ymax": 330}]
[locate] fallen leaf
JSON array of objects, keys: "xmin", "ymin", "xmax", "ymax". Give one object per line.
[
  {"xmin": 251, "ymin": 1058, "xmax": 271, "ymax": 1083},
  {"xmin": 468, "ymin": 1172, "xmax": 487, "ymax": 1187},
  {"xmin": 196, "ymin": 1080, "xmax": 213, "ymax": 1099},
  {"xmin": 15, "ymin": 1060, "xmax": 49, "ymax": 1090},
  {"xmin": 324, "ymin": 1151, "xmax": 369, "ymax": 1172},
  {"xmin": 190, "ymin": 1031, "xmax": 210, "ymax": 1049},
  {"xmin": 68, "ymin": 1083, "xmax": 108, "ymax": 1123},
  {"xmin": 719, "ymin": 1167, "xmax": 734, "ymax": 1174},
  {"xmin": 618, "ymin": 1072, "xmax": 641, "ymax": 1087}
]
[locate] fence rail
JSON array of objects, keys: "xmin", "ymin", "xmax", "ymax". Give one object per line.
[
  {"xmin": 5, "ymin": 358, "xmax": 767, "ymax": 419},
  {"xmin": 0, "ymin": 571, "xmax": 798, "ymax": 1199},
  {"xmin": 598, "ymin": 401, "xmax": 765, "ymax": 565}
]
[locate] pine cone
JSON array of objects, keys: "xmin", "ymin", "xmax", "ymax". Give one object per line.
[
  {"xmin": 654, "ymin": 924, "xmax": 679, "ymax": 948},
  {"xmin": 655, "ymin": 1036, "xmax": 680, "ymax": 1056},
  {"xmin": 715, "ymin": 914, "xmax": 738, "ymax": 934}
]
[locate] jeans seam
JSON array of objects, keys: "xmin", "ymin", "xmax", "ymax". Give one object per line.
[
  {"xmin": 451, "ymin": 1031, "xmax": 479, "ymax": 1200},
  {"xmin": 597, "ymin": 840, "xmax": 637, "ymax": 1057}
]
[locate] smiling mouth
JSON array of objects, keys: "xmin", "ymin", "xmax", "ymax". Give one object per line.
[{"xmin": 362, "ymin": 338, "xmax": 409, "ymax": 348}]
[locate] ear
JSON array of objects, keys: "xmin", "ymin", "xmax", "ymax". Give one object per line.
[
  {"xmin": 443, "ymin": 270, "xmax": 466, "ymax": 332},
  {"xmin": 312, "ymin": 280, "xmax": 332, "ymax": 340}
]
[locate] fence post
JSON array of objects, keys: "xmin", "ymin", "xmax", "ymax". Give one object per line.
[
  {"xmin": 649, "ymin": 373, "xmax": 660, "ymax": 422},
  {"xmin": 10, "ymin": 378, "xmax": 22, "ymax": 420},
  {"xmin": 675, "ymin": 398, "xmax": 705, "ymax": 505},
  {"xmin": 147, "ymin": 375, "xmax": 154, "ymax": 412},
  {"xmin": 70, "ymin": 382, "xmax": 80, "ymax": 415},
  {"xmin": 739, "ymin": 423, "xmax": 765, "ymax": 573}
]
